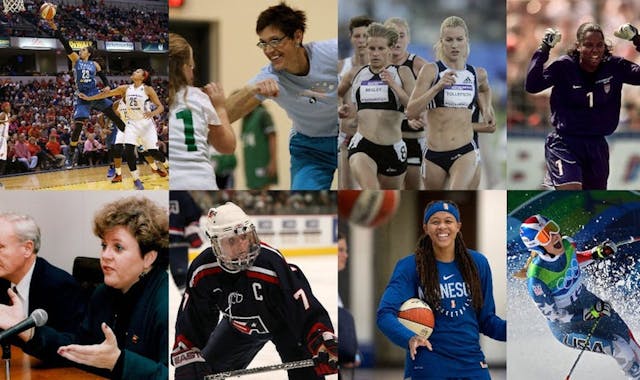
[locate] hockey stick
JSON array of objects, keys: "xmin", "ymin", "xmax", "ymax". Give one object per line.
[
  {"xmin": 564, "ymin": 316, "xmax": 601, "ymax": 380},
  {"xmin": 205, "ymin": 359, "xmax": 315, "ymax": 379}
]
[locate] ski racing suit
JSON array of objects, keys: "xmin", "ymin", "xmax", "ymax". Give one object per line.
[{"xmin": 527, "ymin": 236, "xmax": 640, "ymax": 379}]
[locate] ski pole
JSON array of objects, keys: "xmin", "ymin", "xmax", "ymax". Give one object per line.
[
  {"xmin": 615, "ymin": 236, "xmax": 640, "ymax": 247},
  {"xmin": 205, "ymin": 359, "xmax": 315, "ymax": 379},
  {"xmin": 565, "ymin": 316, "xmax": 601, "ymax": 380}
]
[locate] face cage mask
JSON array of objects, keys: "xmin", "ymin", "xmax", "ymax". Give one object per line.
[{"xmin": 211, "ymin": 227, "xmax": 260, "ymax": 273}]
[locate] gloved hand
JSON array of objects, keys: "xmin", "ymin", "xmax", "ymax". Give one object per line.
[
  {"xmin": 614, "ymin": 23, "xmax": 639, "ymax": 40},
  {"xmin": 583, "ymin": 300, "xmax": 612, "ymax": 321},
  {"xmin": 307, "ymin": 324, "xmax": 338, "ymax": 376},
  {"xmin": 541, "ymin": 28, "xmax": 562, "ymax": 49},
  {"xmin": 592, "ymin": 239, "xmax": 617, "ymax": 260},
  {"xmin": 171, "ymin": 346, "xmax": 212, "ymax": 380}
]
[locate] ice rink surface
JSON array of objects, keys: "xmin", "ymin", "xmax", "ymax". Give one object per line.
[{"xmin": 169, "ymin": 254, "xmax": 338, "ymax": 380}]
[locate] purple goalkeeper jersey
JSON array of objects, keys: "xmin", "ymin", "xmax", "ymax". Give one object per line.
[{"xmin": 525, "ymin": 48, "xmax": 640, "ymax": 136}]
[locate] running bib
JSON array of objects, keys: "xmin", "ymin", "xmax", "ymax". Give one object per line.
[
  {"xmin": 360, "ymin": 80, "xmax": 389, "ymax": 103},
  {"xmin": 443, "ymin": 83, "xmax": 474, "ymax": 108}
]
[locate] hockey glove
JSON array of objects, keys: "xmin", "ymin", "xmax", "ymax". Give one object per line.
[
  {"xmin": 307, "ymin": 324, "xmax": 338, "ymax": 376},
  {"xmin": 614, "ymin": 23, "xmax": 638, "ymax": 40},
  {"xmin": 592, "ymin": 239, "xmax": 617, "ymax": 260},
  {"xmin": 171, "ymin": 346, "xmax": 212, "ymax": 380},
  {"xmin": 541, "ymin": 28, "xmax": 562, "ymax": 50},
  {"xmin": 583, "ymin": 300, "xmax": 612, "ymax": 321}
]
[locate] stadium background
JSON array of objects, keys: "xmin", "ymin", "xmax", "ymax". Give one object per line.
[
  {"xmin": 507, "ymin": 0, "xmax": 640, "ymax": 189},
  {"xmin": 0, "ymin": 0, "xmax": 168, "ymax": 189}
]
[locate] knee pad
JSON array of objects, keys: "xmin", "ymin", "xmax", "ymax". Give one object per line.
[
  {"xmin": 124, "ymin": 144, "xmax": 137, "ymax": 171},
  {"xmin": 71, "ymin": 121, "xmax": 84, "ymax": 142}
]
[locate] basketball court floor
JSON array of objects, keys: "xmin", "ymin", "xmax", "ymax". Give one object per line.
[{"xmin": 0, "ymin": 165, "xmax": 168, "ymax": 190}]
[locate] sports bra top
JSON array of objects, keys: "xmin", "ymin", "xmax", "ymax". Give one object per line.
[
  {"xmin": 428, "ymin": 60, "xmax": 478, "ymax": 110},
  {"xmin": 352, "ymin": 65, "xmax": 403, "ymax": 112}
]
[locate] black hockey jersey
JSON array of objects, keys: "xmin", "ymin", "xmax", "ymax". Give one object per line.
[{"xmin": 173, "ymin": 242, "xmax": 334, "ymax": 354}]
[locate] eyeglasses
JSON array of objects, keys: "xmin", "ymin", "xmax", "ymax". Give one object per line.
[
  {"xmin": 256, "ymin": 36, "xmax": 289, "ymax": 50},
  {"xmin": 535, "ymin": 220, "xmax": 560, "ymax": 246}
]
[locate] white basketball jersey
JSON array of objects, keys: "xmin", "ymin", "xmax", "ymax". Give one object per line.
[
  {"xmin": 0, "ymin": 112, "xmax": 9, "ymax": 159},
  {"xmin": 169, "ymin": 86, "xmax": 221, "ymax": 190},
  {"xmin": 125, "ymin": 84, "xmax": 149, "ymax": 121}
]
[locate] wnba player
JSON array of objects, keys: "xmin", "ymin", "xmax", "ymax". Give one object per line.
[
  {"xmin": 0, "ymin": 102, "xmax": 11, "ymax": 179},
  {"xmin": 168, "ymin": 33, "xmax": 236, "ymax": 190},
  {"xmin": 339, "ymin": 23, "xmax": 415, "ymax": 189},
  {"xmin": 47, "ymin": 20, "xmax": 126, "ymax": 169},
  {"xmin": 407, "ymin": 16, "xmax": 495, "ymax": 190},
  {"xmin": 79, "ymin": 69, "xmax": 165, "ymax": 190}
]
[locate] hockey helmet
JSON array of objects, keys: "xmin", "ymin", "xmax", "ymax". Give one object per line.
[
  {"xmin": 519, "ymin": 214, "xmax": 560, "ymax": 254},
  {"xmin": 203, "ymin": 202, "xmax": 260, "ymax": 273}
]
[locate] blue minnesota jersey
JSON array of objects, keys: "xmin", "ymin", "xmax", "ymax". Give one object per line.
[{"xmin": 75, "ymin": 60, "xmax": 100, "ymax": 96}]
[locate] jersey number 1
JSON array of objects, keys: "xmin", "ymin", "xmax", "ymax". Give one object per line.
[
  {"xmin": 176, "ymin": 109, "xmax": 197, "ymax": 152},
  {"xmin": 586, "ymin": 92, "xmax": 593, "ymax": 108}
]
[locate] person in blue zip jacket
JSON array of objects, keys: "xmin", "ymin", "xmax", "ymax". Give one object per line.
[
  {"xmin": 377, "ymin": 200, "xmax": 506, "ymax": 380},
  {"xmin": 518, "ymin": 214, "xmax": 640, "ymax": 378}
]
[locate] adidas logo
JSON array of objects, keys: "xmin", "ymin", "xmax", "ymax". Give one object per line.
[{"xmin": 463, "ymin": 77, "xmax": 473, "ymax": 84}]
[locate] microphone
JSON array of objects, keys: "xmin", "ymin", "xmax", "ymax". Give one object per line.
[{"xmin": 0, "ymin": 309, "xmax": 48, "ymax": 342}]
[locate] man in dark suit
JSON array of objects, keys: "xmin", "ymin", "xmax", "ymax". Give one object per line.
[{"xmin": 0, "ymin": 212, "xmax": 87, "ymax": 353}]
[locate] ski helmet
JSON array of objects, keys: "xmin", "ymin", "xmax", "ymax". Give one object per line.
[
  {"xmin": 519, "ymin": 214, "xmax": 560, "ymax": 254},
  {"xmin": 203, "ymin": 202, "xmax": 260, "ymax": 273}
]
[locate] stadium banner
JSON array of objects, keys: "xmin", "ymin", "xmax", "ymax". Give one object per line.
[
  {"xmin": 141, "ymin": 42, "xmax": 167, "ymax": 53},
  {"xmin": 103, "ymin": 41, "xmax": 134, "ymax": 52},
  {"xmin": 12, "ymin": 37, "xmax": 57, "ymax": 50},
  {"xmin": 0, "ymin": 38, "xmax": 10, "ymax": 48},
  {"xmin": 69, "ymin": 40, "xmax": 95, "ymax": 50},
  {"xmin": 254, "ymin": 215, "xmax": 337, "ymax": 256}
]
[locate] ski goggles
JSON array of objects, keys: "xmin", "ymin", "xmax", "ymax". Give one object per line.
[{"xmin": 535, "ymin": 220, "xmax": 560, "ymax": 246}]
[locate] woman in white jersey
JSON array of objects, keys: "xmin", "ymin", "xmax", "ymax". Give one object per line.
[
  {"xmin": 168, "ymin": 33, "xmax": 236, "ymax": 190},
  {"xmin": 339, "ymin": 23, "xmax": 415, "ymax": 189},
  {"xmin": 407, "ymin": 16, "xmax": 495, "ymax": 190},
  {"xmin": 0, "ymin": 102, "xmax": 12, "ymax": 178},
  {"xmin": 80, "ymin": 69, "xmax": 165, "ymax": 190}
]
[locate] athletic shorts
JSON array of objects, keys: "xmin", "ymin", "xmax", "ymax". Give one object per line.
[
  {"xmin": 73, "ymin": 97, "xmax": 113, "ymax": 120},
  {"xmin": 404, "ymin": 136, "xmax": 426, "ymax": 166},
  {"xmin": 544, "ymin": 131, "xmax": 609, "ymax": 190},
  {"xmin": 424, "ymin": 140, "xmax": 479, "ymax": 174},
  {"xmin": 289, "ymin": 131, "xmax": 337, "ymax": 190},
  {"xmin": 123, "ymin": 118, "xmax": 158, "ymax": 149},
  {"xmin": 348, "ymin": 132, "xmax": 407, "ymax": 176}
]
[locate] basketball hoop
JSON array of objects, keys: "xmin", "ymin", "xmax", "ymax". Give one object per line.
[{"xmin": 3, "ymin": 0, "xmax": 25, "ymax": 14}]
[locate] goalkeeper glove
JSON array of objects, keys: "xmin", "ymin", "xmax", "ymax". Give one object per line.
[
  {"xmin": 592, "ymin": 239, "xmax": 617, "ymax": 260},
  {"xmin": 614, "ymin": 23, "xmax": 638, "ymax": 40},
  {"xmin": 541, "ymin": 28, "xmax": 562, "ymax": 50},
  {"xmin": 583, "ymin": 300, "xmax": 612, "ymax": 321}
]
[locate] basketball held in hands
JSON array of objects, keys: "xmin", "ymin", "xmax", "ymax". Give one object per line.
[{"xmin": 398, "ymin": 298, "xmax": 435, "ymax": 339}]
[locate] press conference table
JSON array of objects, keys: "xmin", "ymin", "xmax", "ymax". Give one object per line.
[{"xmin": 4, "ymin": 346, "xmax": 107, "ymax": 379}]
